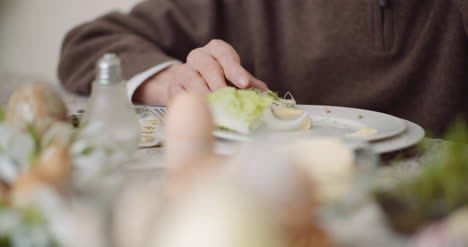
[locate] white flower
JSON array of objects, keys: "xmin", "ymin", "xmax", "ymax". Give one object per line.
[
  {"xmin": 0, "ymin": 209, "xmax": 22, "ymax": 233},
  {"xmin": 0, "ymin": 205, "xmax": 56, "ymax": 247},
  {"xmin": 0, "ymin": 155, "xmax": 18, "ymax": 184},
  {"xmin": 71, "ymin": 138, "xmax": 114, "ymax": 189},
  {"xmin": 71, "ymin": 133, "xmax": 130, "ymax": 190},
  {"xmin": 0, "ymin": 123, "xmax": 35, "ymax": 184}
]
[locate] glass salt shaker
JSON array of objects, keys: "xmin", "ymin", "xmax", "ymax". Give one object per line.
[{"xmin": 82, "ymin": 53, "xmax": 140, "ymax": 163}]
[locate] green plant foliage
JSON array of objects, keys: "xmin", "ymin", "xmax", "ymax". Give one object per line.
[
  {"xmin": 0, "ymin": 105, "xmax": 5, "ymax": 122},
  {"xmin": 25, "ymin": 124, "xmax": 42, "ymax": 165},
  {"xmin": 404, "ymin": 120, "xmax": 468, "ymax": 210},
  {"xmin": 375, "ymin": 119, "xmax": 468, "ymax": 233}
]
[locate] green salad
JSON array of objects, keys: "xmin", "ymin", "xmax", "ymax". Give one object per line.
[{"xmin": 207, "ymin": 87, "xmax": 296, "ymax": 134}]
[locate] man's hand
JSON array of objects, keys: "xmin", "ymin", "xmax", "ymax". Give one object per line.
[{"xmin": 133, "ymin": 39, "xmax": 268, "ymax": 106}]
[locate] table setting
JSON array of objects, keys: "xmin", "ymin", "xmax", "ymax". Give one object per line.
[{"xmin": 0, "ymin": 70, "xmax": 465, "ymax": 247}]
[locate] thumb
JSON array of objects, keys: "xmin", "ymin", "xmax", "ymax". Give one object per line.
[{"xmin": 164, "ymin": 93, "xmax": 215, "ymax": 169}]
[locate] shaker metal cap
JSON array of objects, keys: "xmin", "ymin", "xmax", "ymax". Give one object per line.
[{"xmin": 95, "ymin": 53, "xmax": 122, "ymax": 85}]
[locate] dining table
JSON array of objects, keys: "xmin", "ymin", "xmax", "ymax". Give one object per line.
[
  {"xmin": 0, "ymin": 72, "xmax": 451, "ymax": 246},
  {"xmin": 0, "ymin": 72, "xmax": 447, "ymax": 167}
]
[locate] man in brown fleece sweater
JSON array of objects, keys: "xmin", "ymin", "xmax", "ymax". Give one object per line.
[{"xmin": 59, "ymin": 0, "xmax": 468, "ymax": 134}]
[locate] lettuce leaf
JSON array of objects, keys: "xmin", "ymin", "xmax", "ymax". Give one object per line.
[
  {"xmin": 207, "ymin": 87, "xmax": 274, "ymax": 133},
  {"xmin": 250, "ymin": 89, "xmax": 297, "ymax": 108}
]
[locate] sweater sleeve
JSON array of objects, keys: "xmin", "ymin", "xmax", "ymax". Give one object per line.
[
  {"xmin": 58, "ymin": 0, "xmax": 222, "ymax": 95},
  {"xmin": 457, "ymin": 0, "xmax": 468, "ymax": 35}
]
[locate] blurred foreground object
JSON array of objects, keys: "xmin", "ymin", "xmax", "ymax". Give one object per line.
[
  {"xmin": 72, "ymin": 54, "xmax": 141, "ymax": 188},
  {"xmin": 412, "ymin": 206, "xmax": 468, "ymax": 247},
  {"xmin": 0, "ymin": 190, "xmax": 62, "ymax": 247},
  {"xmin": 0, "ymin": 186, "xmax": 107, "ymax": 247},
  {"xmin": 1, "ymin": 83, "xmax": 72, "ymax": 201},
  {"xmin": 0, "ymin": 81, "xmax": 122, "ymax": 247},
  {"xmin": 287, "ymin": 138, "xmax": 355, "ymax": 204},
  {"xmin": 231, "ymin": 137, "xmax": 335, "ymax": 247},
  {"xmin": 6, "ymin": 82, "xmax": 67, "ymax": 136},
  {"xmin": 157, "ymin": 93, "xmax": 330, "ymax": 247},
  {"xmin": 445, "ymin": 207, "xmax": 468, "ymax": 245},
  {"xmin": 375, "ymin": 120, "xmax": 468, "ymax": 235},
  {"xmin": 12, "ymin": 122, "xmax": 73, "ymax": 202},
  {"xmin": 153, "ymin": 178, "xmax": 287, "ymax": 247},
  {"xmin": 80, "ymin": 53, "xmax": 140, "ymax": 164},
  {"xmin": 1, "ymin": 76, "xmax": 142, "ymax": 192},
  {"xmin": 0, "ymin": 123, "xmax": 36, "ymax": 189},
  {"xmin": 165, "ymin": 93, "xmax": 215, "ymax": 170}
]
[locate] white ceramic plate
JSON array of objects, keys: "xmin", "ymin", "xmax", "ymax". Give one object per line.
[
  {"xmin": 216, "ymin": 120, "xmax": 425, "ymax": 155},
  {"xmin": 214, "ymin": 105, "xmax": 407, "ymax": 142},
  {"xmin": 372, "ymin": 120, "xmax": 425, "ymax": 154},
  {"xmin": 214, "ymin": 120, "xmax": 424, "ymax": 155}
]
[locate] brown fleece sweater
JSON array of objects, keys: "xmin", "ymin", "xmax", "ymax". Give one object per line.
[{"xmin": 58, "ymin": 0, "xmax": 468, "ymax": 134}]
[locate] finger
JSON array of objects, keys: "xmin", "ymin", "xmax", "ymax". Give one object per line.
[
  {"xmin": 179, "ymin": 66, "xmax": 211, "ymax": 96},
  {"xmin": 205, "ymin": 40, "xmax": 250, "ymax": 89},
  {"xmin": 187, "ymin": 48, "xmax": 227, "ymax": 91},
  {"xmin": 250, "ymin": 79, "xmax": 268, "ymax": 90},
  {"xmin": 246, "ymin": 71, "xmax": 269, "ymax": 90},
  {"xmin": 185, "ymin": 78, "xmax": 211, "ymax": 96},
  {"xmin": 166, "ymin": 83, "xmax": 186, "ymax": 104}
]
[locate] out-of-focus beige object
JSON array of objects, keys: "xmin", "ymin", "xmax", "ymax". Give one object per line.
[
  {"xmin": 231, "ymin": 138, "xmax": 330, "ymax": 247},
  {"xmin": 113, "ymin": 93, "xmax": 227, "ymax": 247},
  {"xmin": 288, "ymin": 138, "xmax": 355, "ymax": 204},
  {"xmin": 10, "ymin": 170, "xmax": 45, "ymax": 202},
  {"xmin": 12, "ymin": 145, "xmax": 71, "ymax": 200},
  {"xmin": 165, "ymin": 154, "xmax": 225, "ymax": 202},
  {"xmin": 164, "ymin": 93, "xmax": 225, "ymax": 199},
  {"xmin": 286, "ymin": 224, "xmax": 330, "ymax": 247},
  {"xmin": 446, "ymin": 207, "xmax": 468, "ymax": 244},
  {"xmin": 113, "ymin": 181, "xmax": 166, "ymax": 247},
  {"xmin": 265, "ymin": 164, "xmax": 330, "ymax": 247},
  {"xmin": 152, "ymin": 93, "xmax": 329, "ymax": 247},
  {"xmin": 165, "ymin": 93, "xmax": 215, "ymax": 169},
  {"xmin": 6, "ymin": 82, "xmax": 68, "ymax": 135},
  {"xmin": 35, "ymin": 144, "xmax": 71, "ymax": 189},
  {"xmin": 152, "ymin": 178, "xmax": 287, "ymax": 247}
]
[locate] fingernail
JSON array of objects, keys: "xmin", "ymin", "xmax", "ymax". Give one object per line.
[{"xmin": 238, "ymin": 74, "xmax": 249, "ymax": 87}]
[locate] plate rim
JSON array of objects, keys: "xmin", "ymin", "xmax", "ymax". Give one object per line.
[
  {"xmin": 297, "ymin": 104, "xmax": 407, "ymax": 141},
  {"xmin": 371, "ymin": 120, "xmax": 425, "ymax": 154}
]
